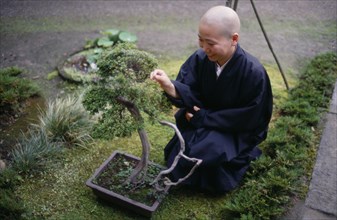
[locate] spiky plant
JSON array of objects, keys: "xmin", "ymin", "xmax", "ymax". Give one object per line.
[
  {"xmin": 11, "ymin": 128, "xmax": 61, "ymax": 174},
  {"xmin": 36, "ymin": 95, "xmax": 93, "ymax": 148}
]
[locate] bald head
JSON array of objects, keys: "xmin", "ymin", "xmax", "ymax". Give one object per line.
[{"xmin": 200, "ymin": 6, "xmax": 240, "ymax": 38}]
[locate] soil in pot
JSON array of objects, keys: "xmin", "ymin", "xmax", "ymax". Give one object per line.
[{"xmin": 92, "ymin": 152, "xmax": 168, "ymax": 207}]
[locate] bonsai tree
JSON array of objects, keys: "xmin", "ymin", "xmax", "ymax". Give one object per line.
[
  {"xmin": 82, "ymin": 43, "xmax": 171, "ymax": 184},
  {"xmin": 83, "ymin": 42, "xmax": 202, "ymax": 190}
]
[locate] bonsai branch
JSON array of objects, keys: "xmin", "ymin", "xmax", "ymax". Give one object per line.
[
  {"xmin": 116, "ymin": 96, "xmax": 149, "ymax": 184},
  {"xmin": 151, "ymin": 121, "xmax": 202, "ymax": 191}
]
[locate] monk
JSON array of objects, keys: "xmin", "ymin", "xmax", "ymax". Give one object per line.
[{"xmin": 150, "ymin": 6, "xmax": 273, "ymax": 194}]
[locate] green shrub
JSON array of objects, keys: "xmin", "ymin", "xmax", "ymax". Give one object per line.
[
  {"xmin": 0, "ymin": 66, "xmax": 22, "ymax": 76},
  {"xmin": 9, "ymin": 94, "xmax": 94, "ymax": 174},
  {"xmin": 11, "ymin": 129, "xmax": 62, "ymax": 174},
  {"xmin": 0, "ymin": 168, "xmax": 26, "ymax": 219},
  {"xmin": 268, "ymin": 117, "xmax": 314, "ymax": 147},
  {"xmin": 225, "ymin": 166, "xmax": 294, "ymax": 220},
  {"xmin": 36, "ymin": 95, "xmax": 93, "ymax": 147},
  {"xmin": 0, "ymin": 67, "xmax": 40, "ymax": 115},
  {"xmin": 280, "ymin": 100, "xmax": 320, "ymax": 126}
]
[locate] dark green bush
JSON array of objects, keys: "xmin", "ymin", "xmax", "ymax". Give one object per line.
[
  {"xmin": 0, "ymin": 168, "xmax": 26, "ymax": 220},
  {"xmin": 280, "ymin": 100, "xmax": 320, "ymax": 126},
  {"xmin": 0, "ymin": 67, "xmax": 40, "ymax": 116},
  {"xmin": 223, "ymin": 52, "xmax": 337, "ymax": 219},
  {"xmin": 0, "ymin": 66, "xmax": 22, "ymax": 76}
]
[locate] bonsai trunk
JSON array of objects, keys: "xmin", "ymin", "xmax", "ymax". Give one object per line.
[{"xmin": 116, "ymin": 96, "xmax": 149, "ymax": 184}]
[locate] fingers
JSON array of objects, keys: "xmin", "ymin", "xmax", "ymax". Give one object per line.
[
  {"xmin": 193, "ymin": 106, "xmax": 200, "ymax": 111},
  {"xmin": 185, "ymin": 112, "xmax": 194, "ymax": 122},
  {"xmin": 150, "ymin": 69, "xmax": 165, "ymax": 80},
  {"xmin": 150, "ymin": 69, "xmax": 170, "ymax": 87}
]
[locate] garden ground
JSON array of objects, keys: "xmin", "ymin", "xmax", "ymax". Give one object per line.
[{"xmin": 0, "ymin": 0, "xmax": 336, "ymax": 219}]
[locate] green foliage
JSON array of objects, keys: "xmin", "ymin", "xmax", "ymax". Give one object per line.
[
  {"xmin": 2, "ymin": 95, "xmax": 95, "ymax": 219},
  {"xmin": 96, "ymin": 42, "xmax": 156, "ymax": 81},
  {"xmin": 0, "ymin": 169, "xmax": 26, "ymax": 220},
  {"xmin": 83, "ymin": 42, "xmax": 171, "ymax": 139},
  {"xmin": 0, "ymin": 66, "xmax": 22, "ymax": 76},
  {"xmin": 265, "ymin": 116, "xmax": 314, "ymax": 157},
  {"xmin": 92, "ymin": 153, "xmax": 166, "ymax": 206},
  {"xmin": 223, "ymin": 52, "xmax": 337, "ymax": 219},
  {"xmin": 225, "ymin": 167, "xmax": 293, "ymax": 220},
  {"xmin": 11, "ymin": 129, "xmax": 62, "ymax": 174},
  {"xmin": 97, "ymin": 37, "xmax": 114, "ymax": 48},
  {"xmin": 280, "ymin": 99, "xmax": 320, "ymax": 126},
  {"xmin": 10, "ymin": 95, "xmax": 93, "ymax": 175},
  {"xmin": 0, "ymin": 66, "xmax": 40, "ymax": 115},
  {"xmin": 118, "ymin": 31, "xmax": 138, "ymax": 43},
  {"xmin": 84, "ymin": 29, "xmax": 137, "ymax": 49},
  {"xmin": 36, "ymin": 95, "xmax": 93, "ymax": 147},
  {"xmin": 102, "ymin": 29, "xmax": 120, "ymax": 42},
  {"xmin": 46, "ymin": 70, "xmax": 59, "ymax": 80}
]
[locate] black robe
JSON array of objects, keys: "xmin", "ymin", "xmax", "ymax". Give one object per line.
[{"xmin": 164, "ymin": 45, "xmax": 273, "ymax": 193}]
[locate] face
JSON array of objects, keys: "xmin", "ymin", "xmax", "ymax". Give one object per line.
[{"xmin": 198, "ymin": 22, "xmax": 237, "ymax": 66}]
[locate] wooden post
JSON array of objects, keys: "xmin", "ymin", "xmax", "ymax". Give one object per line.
[{"xmin": 250, "ymin": 0, "xmax": 289, "ymax": 90}]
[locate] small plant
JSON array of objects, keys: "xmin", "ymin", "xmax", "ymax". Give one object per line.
[
  {"xmin": 10, "ymin": 95, "xmax": 93, "ymax": 174},
  {"xmin": 11, "ymin": 128, "xmax": 62, "ymax": 174},
  {"xmin": 84, "ymin": 29, "xmax": 137, "ymax": 49},
  {"xmin": 0, "ymin": 66, "xmax": 40, "ymax": 119},
  {"xmin": 35, "ymin": 95, "xmax": 93, "ymax": 148},
  {"xmin": 0, "ymin": 168, "xmax": 26, "ymax": 220}
]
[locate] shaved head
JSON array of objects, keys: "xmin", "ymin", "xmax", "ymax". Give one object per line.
[{"xmin": 200, "ymin": 6, "xmax": 240, "ymax": 38}]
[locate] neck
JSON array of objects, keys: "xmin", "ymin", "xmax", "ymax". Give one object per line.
[{"xmin": 217, "ymin": 45, "xmax": 236, "ymax": 66}]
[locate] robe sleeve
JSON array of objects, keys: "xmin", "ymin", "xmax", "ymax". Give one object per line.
[
  {"xmin": 165, "ymin": 51, "xmax": 204, "ymax": 110},
  {"xmin": 190, "ymin": 69, "xmax": 273, "ymax": 133}
]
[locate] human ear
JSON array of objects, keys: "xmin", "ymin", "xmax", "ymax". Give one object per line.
[{"xmin": 231, "ymin": 33, "xmax": 239, "ymax": 45}]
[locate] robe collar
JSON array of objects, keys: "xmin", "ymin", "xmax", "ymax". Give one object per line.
[{"xmin": 216, "ymin": 44, "xmax": 243, "ymax": 79}]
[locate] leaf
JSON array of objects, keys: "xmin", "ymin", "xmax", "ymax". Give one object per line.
[
  {"xmin": 101, "ymin": 29, "xmax": 120, "ymax": 41},
  {"xmin": 97, "ymin": 37, "xmax": 114, "ymax": 48},
  {"xmin": 118, "ymin": 32, "xmax": 137, "ymax": 43}
]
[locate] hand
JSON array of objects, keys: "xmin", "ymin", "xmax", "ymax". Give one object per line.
[
  {"xmin": 150, "ymin": 69, "xmax": 171, "ymax": 87},
  {"xmin": 150, "ymin": 69, "xmax": 179, "ymax": 98},
  {"xmin": 185, "ymin": 106, "xmax": 200, "ymax": 122}
]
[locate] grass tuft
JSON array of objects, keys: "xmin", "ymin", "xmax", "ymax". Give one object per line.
[
  {"xmin": 35, "ymin": 94, "xmax": 93, "ymax": 148},
  {"xmin": 11, "ymin": 129, "xmax": 62, "ymax": 174}
]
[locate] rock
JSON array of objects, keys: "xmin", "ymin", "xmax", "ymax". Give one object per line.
[{"xmin": 0, "ymin": 159, "xmax": 6, "ymax": 171}]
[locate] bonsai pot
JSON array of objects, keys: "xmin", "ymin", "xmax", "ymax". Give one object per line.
[{"xmin": 86, "ymin": 150, "xmax": 170, "ymax": 217}]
